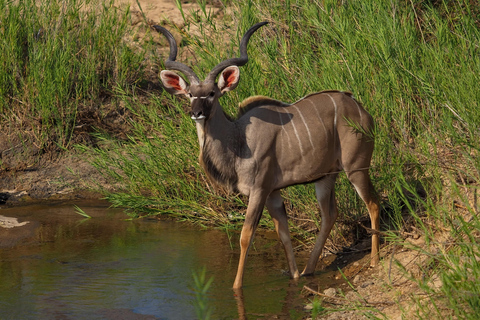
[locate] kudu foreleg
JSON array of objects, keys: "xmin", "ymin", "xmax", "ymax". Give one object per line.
[
  {"xmin": 233, "ymin": 192, "xmax": 267, "ymax": 289},
  {"xmin": 302, "ymin": 175, "xmax": 338, "ymax": 276},
  {"xmin": 265, "ymin": 190, "xmax": 300, "ymax": 279}
]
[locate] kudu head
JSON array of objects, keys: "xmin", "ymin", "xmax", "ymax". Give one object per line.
[{"xmin": 154, "ymin": 22, "xmax": 268, "ymax": 121}]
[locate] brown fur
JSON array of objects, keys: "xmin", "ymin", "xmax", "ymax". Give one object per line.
[
  {"xmin": 236, "ymin": 91, "xmax": 355, "ymax": 118},
  {"xmin": 157, "ymin": 23, "xmax": 377, "ymax": 290},
  {"xmin": 301, "ymin": 90, "xmax": 353, "ymax": 101},
  {"xmin": 237, "ymin": 95, "xmax": 290, "ymax": 117}
]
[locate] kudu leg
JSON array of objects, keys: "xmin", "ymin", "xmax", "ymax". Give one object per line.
[
  {"xmin": 265, "ymin": 190, "xmax": 300, "ymax": 279},
  {"xmin": 347, "ymin": 169, "xmax": 380, "ymax": 266},
  {"xmin": 233, "ymin": 192, "xmax": 268, "ymax": 289},
  {"xmin": 302, "ymin": 174, "xmax": 339, "ymax": 276}
]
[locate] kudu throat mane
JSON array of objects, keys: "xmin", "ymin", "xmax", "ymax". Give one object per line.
[{"xmin": 199, "ymin": 136, "xmax": 240, "ymax": 193}]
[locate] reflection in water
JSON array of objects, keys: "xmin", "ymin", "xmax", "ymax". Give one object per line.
[{"xmin": 0, "ymin": 201, "xmax": 316, "ymax": 319}]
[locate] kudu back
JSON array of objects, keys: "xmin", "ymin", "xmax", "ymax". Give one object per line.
[{"xmin": 155, "ymin": 22, "xmax": 380, "ymax": 289}]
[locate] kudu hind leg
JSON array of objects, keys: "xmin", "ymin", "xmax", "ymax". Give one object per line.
[
  {"xmin": 302, "ymin": 174, "xmax": 339, "ymax": 276},
  {"xmin": 265, "ymin": 190, "xmax": 300, "ymax": 279},
  {"xmin": 347, "ymin": 169, "xmax": 380, "ymax": 266}
]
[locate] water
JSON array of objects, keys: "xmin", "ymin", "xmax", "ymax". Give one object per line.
[{"xmin": 0, "ymin": 201, "xmax": 325, "ymax": 319}]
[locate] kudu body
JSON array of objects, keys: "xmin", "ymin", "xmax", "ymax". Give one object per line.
[{"xmin": 155, "ymin": 22, "xmax": 380, "ymax": 289}]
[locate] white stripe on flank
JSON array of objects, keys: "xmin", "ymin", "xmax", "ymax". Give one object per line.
[
  {"xmin": 289, "ymin": 112, "xmax": 304, "ymax": 154},
  {"xmin": 293, "ymin": 105, "xmax": 315, "ymax": 151},
  {"xmin": 325, "ymin": 94, "xmax": 338, "ymax": 131},
  {"xmin": 279, "ymin": 112, "xmax": 293, "ymax": 150},
  {"xmin": 325, "ymin": 93, "xmax": 338, "ymax": 152},
  {"xmin": 351, "ymin": 97, "xmax": 363, "ymax": 123},
  {"xmin": 305, "ymin": 98, "xmax": 328, "ymax": 137}
]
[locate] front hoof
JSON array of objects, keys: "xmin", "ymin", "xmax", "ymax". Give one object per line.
[
  {"xmin": 281, "ymin": 269, "xmax": 301, "ymax": 279},
  {"xmin": 300, "ymin": 271, "xmax": 315, "ymax": 277}
]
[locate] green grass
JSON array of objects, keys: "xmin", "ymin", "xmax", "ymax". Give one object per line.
[
  {"xmin": 73, "ymin": 204, "xmax": 92, "ymax": 218},
  {"xmin": 0, "ymin": 0, "xmax": 146, "ymax": 152},
  {"xmin": 192, "ymin": 267, "xmax": 214, "ymax": 320},
  {"xmin": 2, "ymin": 0, "xmax": 480, "ymax": 318}
]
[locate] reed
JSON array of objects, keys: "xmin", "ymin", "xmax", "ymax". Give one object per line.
[{"xmin": 0, "ymin": 0, "xmax": 145, "ymax": 152}]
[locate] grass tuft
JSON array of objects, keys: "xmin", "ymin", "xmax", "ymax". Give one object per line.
[
  {"xmin": 73, "ymin": 204, "xmax": 91, "ymax": 218},
  {"xmin": 192, "ymin": 267, "xmax": 214, "ymax": 320},
  {"xmin": 0, "ymin": 0, "xmax": 147, "ymax": 153}
]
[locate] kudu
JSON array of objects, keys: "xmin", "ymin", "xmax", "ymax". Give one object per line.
[{"xmin": 155, "ymin": 22, "xmax": 380, "ymax": 289}]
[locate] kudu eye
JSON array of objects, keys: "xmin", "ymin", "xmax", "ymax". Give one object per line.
[{"xmin": 209, "ymin": 91, "xmax": 215, "ymax": 98}]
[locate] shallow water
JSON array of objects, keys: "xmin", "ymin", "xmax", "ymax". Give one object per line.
[{"xmin": 0, "ymin": 201, "xmax": 333, "ymax": 319}]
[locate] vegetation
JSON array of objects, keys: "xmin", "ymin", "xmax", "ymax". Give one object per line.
[
  {"xmin": 192, "ymin": 267, "xmax": 214, "ymax": 320},
  {"xmin": 0, "ymin": 0, "xmax": 145, "ymax": 154},
  {"xmin": 1, "ymin": 0, "xmax": 479, "ymax": 318}
]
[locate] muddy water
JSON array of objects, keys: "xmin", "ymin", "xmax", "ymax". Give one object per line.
[{"xmin": 0, "ymin": 201, "xmax": 334, "ymax": 319}]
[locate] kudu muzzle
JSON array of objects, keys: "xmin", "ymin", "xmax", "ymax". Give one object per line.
[{"xmin": 190, "ymin": 95, "xmax": 212, "ymax": 120}]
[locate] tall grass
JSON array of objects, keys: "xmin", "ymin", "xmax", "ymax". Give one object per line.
[
  {"xmin": 223, "ymin": 0, "xmax": 478, "ymax": 317},
  {"xmin": 0, "ymin": 0, "xmax": 145, "ymax": 151},
  {"xmin": 82, "ymin": 93, "xmax": 235, "ymax": 223}
]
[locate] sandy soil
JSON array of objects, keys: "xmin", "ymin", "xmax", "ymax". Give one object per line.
[{"xmin": 117, "ymin": 0, "xmax": 224, "ymax": 28}]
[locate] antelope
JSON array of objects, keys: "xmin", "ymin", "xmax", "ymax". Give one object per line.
[{"xmin": 155, "ymin": 22, "xmax": 380, "ymax": 289}]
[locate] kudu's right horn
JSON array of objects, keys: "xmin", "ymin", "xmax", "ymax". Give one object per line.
[{"xmin": 153, "ymin": 25, "xmax": 200, "ymax": 84}]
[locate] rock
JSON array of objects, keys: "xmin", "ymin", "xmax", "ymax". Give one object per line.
[
  {"xmin": 353, "ymin": 275, "xmax": 361, "ymax": 284},
  {"xmin": 323, "ymin": 287, "xmax": 337, "ymax": 297},
  {"xmin": 0, "ymin": 215, "xmax": 30, "ymax": 228},
  {"xmin": 360, "ymin": 280, "xmax": 375, "ymax": 288}
]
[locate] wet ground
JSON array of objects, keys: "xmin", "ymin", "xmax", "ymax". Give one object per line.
[{"xmin": 0, "ymin": 201, "xmax": 347, "ymax": 320}]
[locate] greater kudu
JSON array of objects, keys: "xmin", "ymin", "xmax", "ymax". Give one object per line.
[{"xmin": 155, "ymin": 22, "xmax": 380, "ymax": 289}]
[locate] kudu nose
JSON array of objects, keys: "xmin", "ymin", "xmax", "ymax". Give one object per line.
[
  {"xmin": 191, "ymin": 110, "xmax": 206, "ymax": 120},
  {"xmin": 192, "ymin": 110, "xmax": 202, "ymax": 117}
]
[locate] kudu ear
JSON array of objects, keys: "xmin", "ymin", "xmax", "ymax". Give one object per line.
[
  {"xmin": 160, "ymin": 70, "xmax": 189, "ymax": 95},
  {"xmin": 218, "ymin": 66, "xmax": 240, "ymax": 93}
]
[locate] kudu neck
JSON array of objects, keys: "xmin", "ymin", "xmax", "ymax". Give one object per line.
[
  {"xmin": 204, "ymin": 102, "xmax": 236, "ymax": 139},
  {"xmin": 194, "ymin": 102, "xmax": 236, "ymax": 153},
  {"xmin": 195, "ymin": 102, "xmax": 241, "ymax": 193}
]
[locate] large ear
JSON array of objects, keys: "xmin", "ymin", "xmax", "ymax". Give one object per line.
[
  {"xmin": 160, "ymin": 70, "xmax": 189, "ymax": 95},
  {"xmin": 218, "ymin": 66, "xmax": 240, "ymax": 93}
]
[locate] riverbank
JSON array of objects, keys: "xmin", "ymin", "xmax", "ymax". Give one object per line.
[{"xmin": 0, "ymin": 149, "xmax": 104, "ymax": 204}]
